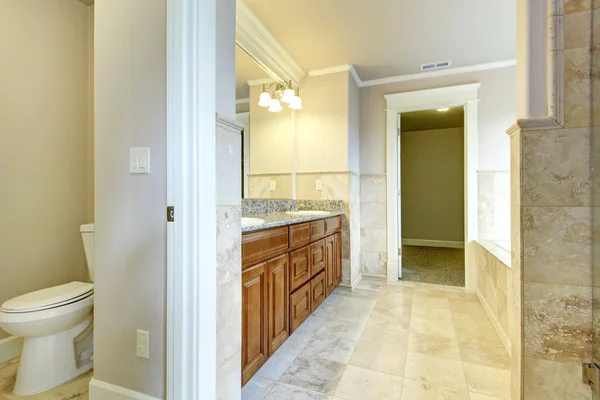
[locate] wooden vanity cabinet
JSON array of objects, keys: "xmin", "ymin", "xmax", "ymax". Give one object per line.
[
  {"xmin": 242, "ymin": 216, "xmax": 343, "ymax": 386},
  {"xmin": 325, "ymin": 235, "xmax": 335, "ymax": 296},
  {"xmin": 334, "ymin": 232, "xmax": 342, "ymax": 285},
  {"xmin": 241, "ymin": 263, "xmax": 268, "ymax": 385},
  {"xmin": 267, "ymin": 254, "xmax": 289, "ymax": 355}
]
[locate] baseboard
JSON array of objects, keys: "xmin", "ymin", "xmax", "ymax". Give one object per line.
[
  {"xmin": 361, "ymin": 274, "xmax": 387, "ymax": 282},
  {"xmin": 475, "ymin": 287, "xmax": 511, "ymax": 356},
  {"xmin": 402, "ymin": 239, "xmax": 465, "ymax": 249},
  {"xmin": 89, "ymin": 378, "xmax": 162, "ymax": 400},
  {"xmin": 0, "ymin": 336, "xmax": 23, "ymax": 363}
]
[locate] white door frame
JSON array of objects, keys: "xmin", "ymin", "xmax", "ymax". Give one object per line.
[
  {"xmin": 385, "ymin": 83, "xmax": 480, "ymax": 288},
  {"xmin": 167, "ymin": 0, "xmax": 219, "ymax": 398}
]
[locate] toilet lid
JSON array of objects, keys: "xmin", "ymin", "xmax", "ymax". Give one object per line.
[{"xmin": 1, "ymin": 282, "xmax": 94, "ymax": 313}]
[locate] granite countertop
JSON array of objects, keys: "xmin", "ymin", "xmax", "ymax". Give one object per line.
[{"xmin": 242, "ymin": 211, "xmax": 345, "ymax": 233}]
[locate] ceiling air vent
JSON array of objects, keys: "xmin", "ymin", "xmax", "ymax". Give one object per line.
[{"xmin": 420, "ymin": 60, "xmax": 453, "ymax": 72}]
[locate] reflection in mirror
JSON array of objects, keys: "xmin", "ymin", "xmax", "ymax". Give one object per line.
[{"xmin": 235, "ymin": 45, "xmax": 294, "ymax": 199}]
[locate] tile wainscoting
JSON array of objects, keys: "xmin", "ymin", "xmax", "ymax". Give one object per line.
[
  {"xmin": 360, "ymin": 175, "xmax": 388, "ymax": 278},
  {"xmin": 478, "ymin": 171, "xmax": 510, "ymax": 241}
]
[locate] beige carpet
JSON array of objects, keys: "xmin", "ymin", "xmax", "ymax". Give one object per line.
[{"xmin": 400, "ymin": 245, "xmax": 465, "ymax": 287}]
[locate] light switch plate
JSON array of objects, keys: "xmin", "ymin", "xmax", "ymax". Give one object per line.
[
  {"xmin": 315, "ymin": 180, "xmax": 323, "ymax": 191},
  {"xmin": 130, "ymin": 147, "xmax": 151, "ymax": 174},
  {"xmin": 136, "ymin": 329, "xmax": 149, "ymax": 359},
  {"xmin": 270, "ymin": 180, "xmax": 277, "ymax": 191}
]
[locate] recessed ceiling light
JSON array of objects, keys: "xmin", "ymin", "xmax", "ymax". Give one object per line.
[{"xmin": 437, "ymin": 108, "xmax": 450, "ymax": 112}]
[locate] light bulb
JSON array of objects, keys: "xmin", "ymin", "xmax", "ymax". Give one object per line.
[
  {"xmin": 268, "ymin": 99, "xmax": 283, "ymax": 112},
  {"xmin": 289, "ymin": 95, "xmax": 303, "ymax": 110},
  {"xmin": 281, "ymin": 88, "xmax": 295, "ymax": 103},
  {"xmin": 437, "ymin": 108, "xmax": 450, "ymax": 112},
  {"xmin": 258, "ymin": 91, "xmax": 271, "ymax": 107}
]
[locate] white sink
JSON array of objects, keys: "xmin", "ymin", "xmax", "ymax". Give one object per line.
[
  {"xmin": 285, "ymin": 210, "xmax": 331, "ymax": 216},
  {"xmin": 242, "ymin": 217, "xmax": 265, "ymax": 227}
]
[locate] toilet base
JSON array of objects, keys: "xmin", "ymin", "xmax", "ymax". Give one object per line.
[{"xmin": 13, "ymin": 315, "xmax": 93, "ymax": 396}]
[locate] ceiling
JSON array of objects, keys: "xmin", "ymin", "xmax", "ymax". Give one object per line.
[
  {"xmin": 236, "ymin": 46, "xmax": 270, "ymax": 99},
  {"xmin": 401, "ymin": 107, "xmax": 464, "ymax": 132},
  {"xmin": 243, "ymin": 0, "xmax": 516, "ymax": 81}
]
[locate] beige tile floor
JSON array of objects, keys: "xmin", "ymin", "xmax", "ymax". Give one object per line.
[
  {"xmin": 243, "ymin": 280, "xmax": 512, "ymax": 400},
  {"xmin": 0, "ymin": 357, "xmax": 91, "ymax": 400}
]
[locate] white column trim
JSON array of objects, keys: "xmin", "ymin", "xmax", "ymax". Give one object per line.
[{"xmin": 166, "ymin": 0, "xmax": 218, "ymax": 398}]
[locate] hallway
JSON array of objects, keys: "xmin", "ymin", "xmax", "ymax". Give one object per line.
[{"xmin": 243, "ymin": 280, "xmax": 511, "ymax": 399}]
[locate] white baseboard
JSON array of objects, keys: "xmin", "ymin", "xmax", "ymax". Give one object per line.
[
  {"xmin": 89, "ymin": 378, "xmax": 162, "ymax": 400},
  {"xmin": 475, "ymin": 287, "xmax": 511, "ymax": 356},
  {"xmin": 0, "ymin": 336, "xmax": 23, "ymax": 363},
  {"xmin": 402, "ymin": 239, "xmax": 465, "ymax": 249},
  {"xmin": 361, "ymin": 274, "xmax": 387, "ymax": 282}
]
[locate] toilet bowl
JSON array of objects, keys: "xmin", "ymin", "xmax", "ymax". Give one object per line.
[{"xmin": 0, "ymin": 224, "xmax": 95, "ymax": 396}]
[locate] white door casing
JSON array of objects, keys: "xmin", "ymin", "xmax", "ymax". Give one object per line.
[{"xmin": 385, "ymin": 83, "xmax": 480, "ymax": 288}]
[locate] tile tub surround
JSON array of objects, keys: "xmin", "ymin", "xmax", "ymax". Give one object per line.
[
  {"xmin": 242, "ymin": 280, "xmax": 512, "ymax": 400},
  {"xmin": 472, "ymin": 241, "xmax": 511, "ymax": 355},
  {"xmin": 0, "ymin": 358, "xmax": 92, "ymax": 400}
]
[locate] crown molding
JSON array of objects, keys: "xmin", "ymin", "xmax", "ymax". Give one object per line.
[
  {"xmin": 247, "ymin": 77, "xmax": 277, "ymax": 87},
  {"xmin": 236, "ymin": 0, "xmax": 305, "ymax": 85},
  {"xmin": 506, "ymin": 117, "xmax": 562, "ymax": 137},
  {"xmin": 307, "ymin": 64, "xmax": 363, "ymax": 88},
  {"xmin": 361, "ymin": 59, "xmax": 517, "ymax": 87}
]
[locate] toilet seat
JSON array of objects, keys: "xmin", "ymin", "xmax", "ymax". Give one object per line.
[{"xmin": 1, "ymin": 282, "xmax": 94, "ymax": 314}]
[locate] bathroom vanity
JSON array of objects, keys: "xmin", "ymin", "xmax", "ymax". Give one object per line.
[{"xmin": 241, "ymin": 214, "xmax": 343, "ymax": 385}]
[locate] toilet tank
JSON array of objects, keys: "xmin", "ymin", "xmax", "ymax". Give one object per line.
[{"xmin": 80, "ymin": 223, "xmax": 95, "ymax": 282}]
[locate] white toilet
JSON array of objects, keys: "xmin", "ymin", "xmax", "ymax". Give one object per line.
[{"xmin": 0, "ymin": 223, "xmax": 95, "ymax": 396}]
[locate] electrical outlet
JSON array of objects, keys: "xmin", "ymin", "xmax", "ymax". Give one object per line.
[
  {"xmin": 315, "ymin": 180, "xmax": 323, "ymax": 191},
  {"xmin": 136, "ymin": 330, "xmax": 149, "ymax": 359},
  {"xmin": 270, "ymin": 180, "xmax": 277, "ymax": 191}
]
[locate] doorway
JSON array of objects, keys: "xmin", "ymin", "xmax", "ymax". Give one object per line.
[
  {"xmin": 385, "ymin": 83, "xmax": 479, "ymax": 290},
  {"xmin": 399, "ymin": 107, "xmax": 465, "ymax": 286}
]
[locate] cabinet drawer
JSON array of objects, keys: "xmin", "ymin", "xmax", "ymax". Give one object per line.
[
  {"xmin": 242, "ymin": 227, "xmax": 289, "ymax": 269},
  {"xmin": 310, "ymin": 239, "xmax": 325, "ymax": 276},
  {"xmin": 289, "ymin": 223, "xmax": 310, "ymax": 249},
  {"xmin": 309, "ymin": 220, "xmax": 325, "ymax": 241},
  {"xmin": 310, "ymin": 271, "xmax": 326, "ymax": 312},
  {"xmin": 324, "ymin": 216, "xmax": 342, "ymax": 235},
  {"xmin": 289, "ymin": 281, "xmax": 311, "ymax": 333},
  {"xmin": 289, "ymin": 246, "xmax": 311, "ymax": 292}
]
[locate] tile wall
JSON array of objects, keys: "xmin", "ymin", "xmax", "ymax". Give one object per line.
[
  {"xmin": 360, "ymin": 175, "xmax": 388, "ymax": 278},
  {"xmin": 511, "ymin": 3, "xmax": 596, "ymax": 398},
  {"xmin": 478, "ymin": 171, "xmax": 511, "ymax": 241},
  {"xmin": 215, "ymin": 114, "xmax": 243, "ymax": 399}
]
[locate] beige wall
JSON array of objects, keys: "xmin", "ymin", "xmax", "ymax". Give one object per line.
[
  {"xmin": 296, "ymin": 72, "xmax": 350, "ymax": 173},
  {"xmin": 94, "ymin": 1, "xmax": 166, "ymax": 397},
  {"xmin": 360, "ymin": 66, "xmax": 516, "ymax": 174},
  {"xmin": 401, "ymin": 127, "xmax": 464, "ymax": 242},
  {"xmin": 0, "ymin": 0, "xmax": 91, "ymax": 339}
]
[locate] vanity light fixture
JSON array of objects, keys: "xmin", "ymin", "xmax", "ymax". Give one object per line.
[
  {"xmin": 437, "ymin": 108, "xmax": 450, "ymax": 112},
  {"xmin": 268, "ymin": 98, "xmax": 283, "ymax": 112},
  {"xmin": 258, "ymin": 80, "xmax": 302, "ymax": 112}
]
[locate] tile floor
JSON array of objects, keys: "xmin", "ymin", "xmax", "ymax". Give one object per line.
[
  {"xmin": 243, "ymin": 280, "xmax": 511, "ymax": 400},
  {"xmin": 0, "ymin": 357, "xmax": 91, "ymax": 400}
]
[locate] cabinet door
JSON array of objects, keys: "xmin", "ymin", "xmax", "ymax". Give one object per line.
[
  {"xmin": 289, "ymin": 282, "xmax": 311, "ymax": 333},
  {"xmin": 267, "ymin": 254, "xmax": 289, "ymax": 356},
  {"xmin": 334, "ymin": 232, "xmax": 342, "ymax": 286},
  {"xmin": 242, "ymin": 263, "xmax": 268, "ymax": 385},
  {"xmin": 324, "ymin": 235, "xmax": 335, "ymax": 296},
  {"xmin": 310, "ymin": 239, "xmax": 325, "ymax": 276},
  {"xmin": 310, "ymin": 271, "xmax": 326, "ymax": 311},
  {"xmin": 290, "ymin": 246, "xmax": 310, "ymax": 292}
]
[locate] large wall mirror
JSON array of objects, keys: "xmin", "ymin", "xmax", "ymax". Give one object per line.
[{"xmin": 236, "ymin": 45, "xmax": 295, "ymax": 199}]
